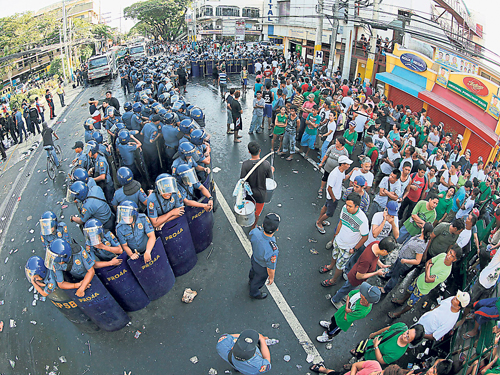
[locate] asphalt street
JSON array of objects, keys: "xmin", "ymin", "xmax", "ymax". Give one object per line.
[{"xmin": 0, "ymin": 74, "xmax": 453, "ymax": 374}]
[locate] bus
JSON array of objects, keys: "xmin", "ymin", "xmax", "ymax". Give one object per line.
[
  {"xmin": 128, "ymin": 43, "xmax": 147, "ymax": 61},
  {"xmin": 87, "ymin": 51, "xmax": 117, "ymax": 85}
]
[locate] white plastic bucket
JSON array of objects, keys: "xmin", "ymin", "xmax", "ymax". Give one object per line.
[
  {"xmin": 234, "ymin": 201, "xmax": 256, "ymax": 227},
  {"xmin": 265, "ymin": 178, "xmax": 277, "ymax": 203}
]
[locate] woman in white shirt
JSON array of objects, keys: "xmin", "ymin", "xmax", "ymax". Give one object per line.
[{"xmin": 320, "ymin": 112, "xmax": 337, "ymax": 159}]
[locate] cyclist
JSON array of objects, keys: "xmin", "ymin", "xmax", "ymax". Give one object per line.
[{"xmin": 42, "ymin": 122, "xmax": 60, "ymax": 168}]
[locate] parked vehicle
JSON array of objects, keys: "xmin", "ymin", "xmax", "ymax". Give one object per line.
[
  {"xmin": 128, "ymin": 43, "xmax": 146, "ymax": 61},
  {"xmin": 87, "ymin": 51, "xmax": 117, "ymax": 85}
]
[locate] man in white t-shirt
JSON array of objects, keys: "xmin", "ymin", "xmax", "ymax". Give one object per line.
[
  {"xmin": 367, "ymin": 201, "xmax": 400, "ymax": 245},
  {"xmin": 426, "ymin": 147, "xmax": 447, "ymax": 172},
  {"xmin": 379, "ymin": 141, "xmax": 402, "ymax": 176},
  {"xmin": 418, "ymin": 292, "xmax": 469, "ymax": 341},
  {"xmin": 350, "ymin": 158, "xmax": 374, "ymax": 192},
  {"xmin": 456, "ymin": 213, "xmax": 479, "ymax": 250},
  {"xmin": 372, "ymin": 169, "xmax": 402, "ymax": 218},
  {"xmin": 372, "ymin": 128, "xmax": 390, "ymax": 159},
  {"xmin": 254, "ymin": 61, "xmax": 262, "ymax": 74},
  {"xmin": 438, "ymin": 162, "xmax": 459, "ymax": 192},
  {"xmin": 315, "ymin": 155, "xmax": 353, "ymax": 234},
  {"xmin": 341, "ymin": 91, "xmax": 354, "ymax": 114}
]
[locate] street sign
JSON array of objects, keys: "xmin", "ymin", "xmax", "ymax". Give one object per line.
[{"xmin": 315, "ymin": 50, "xmax": 323, "ymax": 64}]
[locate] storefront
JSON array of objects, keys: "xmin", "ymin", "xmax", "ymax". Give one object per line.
[{"xmin": 376, "ymin": 44, "xmax": 500, "ymax": 162}]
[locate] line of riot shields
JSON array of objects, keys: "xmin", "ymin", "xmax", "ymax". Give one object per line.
[{"xmin": 190, "ymin": 59, "xmax": 255, "ymax": 78}]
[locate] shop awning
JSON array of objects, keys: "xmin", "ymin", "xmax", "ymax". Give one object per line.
[
  {"xmin": 376, "ymin": 66, "xmax": 427, "ymax": 98},
  {"xmin": 418, "ymin": 85, "xmax": 499, "ymax": 146}
]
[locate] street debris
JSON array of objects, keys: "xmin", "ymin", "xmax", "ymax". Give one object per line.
[
  {"xmin": 134, "ymin": 331, "xmax": 141, "ymax": 339},
  {"xmin": 283, "ymin": 355, "xmax": 291, "ymax": 362},
  {"xmin": 310, "ymin": 249, "xmax": 318, "ymax": 254},
  {"xmin": 208, "ymin": 369, "xmax": 218, "ymax": 375},
  {"xmin": 10, "ymin": 319, "xmax": 16, "ymax": 328},
  {"xmin": 59, "ymin": 356, "xmax": 67, "ymax": 363},
  {"xmin": 272, "ymin": 323, "xmax": 280, "ymax": 328},
  {"xmin": 306, "ymin": 354, "xmax": 314, "ymax": 363},
  {"xmin": 182, "ymin": 288, "xmax": 197, "ymax": 303},
  {"xmin": 265, "ymin": 338, "xmax": 279, "ymax": 346},
  {"xmin": 212, "ymin": 167, "xmax": 221, "ymax": 173},
  {"xmin": 190, "ymin": 356, "xmax": 199, "ymax": 364}
]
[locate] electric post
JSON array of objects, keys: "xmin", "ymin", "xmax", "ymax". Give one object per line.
[
  {"xmin": 313, "ymin": 0, "xmax": 324, "ymax": 73},
  {"xmin": 341, "ymin": 0, "xmax": 355, "ymax": 82}
]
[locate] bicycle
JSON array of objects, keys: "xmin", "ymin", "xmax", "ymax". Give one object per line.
[{"xmin": 45, "ymin": 144, "xmax": 62, "ymax": 180}]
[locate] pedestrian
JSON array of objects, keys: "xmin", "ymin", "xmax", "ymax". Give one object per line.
[
  {"xmin": 249, "ymin": 91, "xmax": 265, "ymax": 134},
  {"xmin": 240, "ymin": 142, "xmax": 274, "ymax": 229},
  {"xmin": 425, "ymin": 218, "xmax": 465, "ymax": 260},
  {"xmin": 463, "ymin": 297, "xmax": 500, "ymax": 339},
  {"xmin": 28, "ymin": 102, "xmax": 41, "ymax": 135},
  {"xmin": 35, "ymin": 97, "xmax": 45, "ymax": 123},
  {"xmin": 282, "ymin": 105, "xmax": 298, "ymax": 161},
  {"xmin": 216, "ymin": 329, "xmax": 271, "ymax": 374},
  {"xmin": 316, "ymin": 282, "xmax": 381, "ymax": 343},
  {"xmin": 310, "ymin": 361, "xmax": 405, "ymax": 375},
  {"xmin": 318, "ymin": 137, "xmax": 349, "ymax": 199},
  {"xmin": 104, "ymin": 91, "xmax": 120, "ymax": 115},
  {"xmin": 300, "ymin": 104, "xmax": 320, "ymax": 158},
  {"xmin": 14, "ymin": 107, "xmax": 28, "ymax": 144},
  {"xmin": 5, "ymin": 112, "xmax": 18, "ymax": 144},
  {"xmin": 45, "ymin": 89, "xmax": 55, "ymax": 119},
  {"xmin": 177, "ymin": 62, "xmax": 188, "ymax": 94},
  {"xmin": 232, "ymin": 90, "xmax": 243, "ymax": 143},
  {"xmin": 248, "ymin": 213, "xmax": 280, "ymax": 299},
  {"xmin": 56, "ymin": 83, "xmax": 65, "ymax": 107}
]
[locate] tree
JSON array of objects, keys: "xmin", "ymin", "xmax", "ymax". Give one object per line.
[{"xmin": 124, "ymin": 0, "xmax": 190, "ymax": 41}]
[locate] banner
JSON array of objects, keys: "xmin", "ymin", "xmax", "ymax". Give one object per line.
[
  {"xmin": 447, "ymin": 80, "xmax": 488, "ymax": 110},
  {"xmin": 488, "ymin": 95, "xmax": 500, "ymax": 119},
  {"xmin": 436, "ymin": 66, "xmax": 449, "ymax": 87},
  {"xmin": 434, "ymin": 47, "xmax": 478, "ymax": 75}
]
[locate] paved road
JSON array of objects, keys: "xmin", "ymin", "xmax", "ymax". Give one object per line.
[{"xmin": 0, "ymin": 76, "xmax": 444, "ymax": 374}]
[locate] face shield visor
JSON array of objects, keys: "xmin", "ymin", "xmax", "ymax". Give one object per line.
[
  {"xmin": 25, "ymin": 267, "xmax": 37, "ymax": 282},
  {"xmin": 178, "ymin": 167, "xmax": 199, "ymax": 187},
  {"xmin": 117, "ymin": 205, "xmax": 137, "ymax": 225},
  {"xmin": 83, "ymin": 225, "xmax": 103, "ymax": 246},
  {"xmin": 45, "ymin": 249, "xmax": 61, "ymax": 271},
  {"xmin": 156, "ymin": 176, "xmax": 178, "ymax": 195},
  {"xmin": 40, "ymin": 218, "xmax": 56, "ymax": 235},
  {"xmin": 66, "ymin": 186, "xmax": 77, "ymax": 203}
]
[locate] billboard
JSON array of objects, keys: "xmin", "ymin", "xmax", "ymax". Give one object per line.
[{"xmin": 434, "ymin": 47, "xmax": 478, "ymax": 75}]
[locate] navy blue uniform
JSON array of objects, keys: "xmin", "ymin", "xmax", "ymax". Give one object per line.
[
  {"xmin": 140, "ymin": 122, "xmax": 160, "ymax": 177},
  {"xmin": 122, "ymin": 111, "xmax": 133, "ymax": 128},
  {"xmin": 93, "ymin": 153, "xmax": 115, "ymax": 202},
  {"xmin": 147, "ymin": 191, "xmax": 183, "ymax": 219},
  {"xmin": 111, "ymin": 186, "xmax": 148, "ymax": 207},
  {"xmin": 86, "ymin": 231, "xmax": 120, "ymax": 261},
  {"xmin": 130, "ymin": 113, "xmax": 142, "ymax": 131},
  {"xmin": 81, "ymin": 186, "xmax": 114, "ymax": 230},
  {"xmin": 248, "ymin": 228, "xmax": 279, "ymax": 297},
  {"xmin": 116, "ymin": 214, "xmax": 154, "ymax": 253},
  {"xmin": 54, "ymin": 246, "xmax": 96, "ymax": 282},
  {"xmin": 76, "ymin": 150, "xmax": 91, "ymax": 170}
]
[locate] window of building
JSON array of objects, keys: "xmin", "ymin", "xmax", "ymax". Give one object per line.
[
  {"xmin": 242, "ymin": 7, "xmax": 259, "ymax": 18},
  {"xmin": 199, "ymin": 5, "xmax": 213, "ymax": 17},
  {"xmin": 216, "ymin": 6, "xmax": 240, "ymax": 17}
]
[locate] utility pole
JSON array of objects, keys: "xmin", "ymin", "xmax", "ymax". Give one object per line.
[
  {"xmin": 363, "ymin": 0, "xmax": 380, "ymax": 85},
  {"xmin": 341, "ymin": 0, "xmax": 355, "ymax": 82},
  {"xmin": 59, "ymin": 27, "xmax": 67, "ymax": 82},
  {"xmin": 312, "ymin": 0, "xmax": 324, "ymax": 73},
  {"xmin": 62, "ymin": 0, "xmax": 72, "ymax": 82},
  {"xmin": 327, "ymin": 0, "xmax": 339, "ymax": 77}
]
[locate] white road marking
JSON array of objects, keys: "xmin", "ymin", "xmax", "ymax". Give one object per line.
[{"xmin": 214, "ymin": 183, "xmax": 324, "ymax": 364}]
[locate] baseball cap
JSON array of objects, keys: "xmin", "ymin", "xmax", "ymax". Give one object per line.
[
  {"xmin": 456, "ymin": 290, "xmax": 470, "ymax": 307},
  {"xmin": 406, "ymin": 109, "xmax": 411, "ymax": 113},
  {"xmin": 72, "ymin": 141, "xmax": 84, "ymax": 149},
  {"xmin": 338, "ymin": 155, "xmax": 353, "ymax": 165},
  {"xmin": 360, "ymin": 282, "xmax": 381, "ymax": 304},
  {"xmin": 354, "ymin": 175, "xmax": 367, "ymax": 187},
  {"xmin": 263, "ymin": 213, "xmax": 280, "ymax": 233},
  {"xmin": 152, "ymin": 114, "xmax": 161, "ymax": 122},
  {"xmin": 472, "ymin": 208, "xmax": 480, "ymax": 217},
  {"xmin": 232, "ymin": 329, "xmax": 259, "ymax": 361},
  {"xmin": 386, "ymin": 201, "xmax": 398, "ymax": 216}
]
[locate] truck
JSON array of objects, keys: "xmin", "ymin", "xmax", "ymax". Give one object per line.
[
  {"xmin": 87, "ymin": 51, "xmax": 117, "ymax": 85},
  {"xmin": 128, "ymin": 43, "xmax": 147, "ymax": 61}
]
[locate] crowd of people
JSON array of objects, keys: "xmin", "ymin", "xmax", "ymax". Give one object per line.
[{"xmin": 19, "ymin": 40, "xmax": 500, "ymax": 374}]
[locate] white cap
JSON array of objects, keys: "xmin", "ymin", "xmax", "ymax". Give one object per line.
[
  {"xmin": 457, "ymin": 134, "xmax": 463, "ymax": 140},
  {"xmin": 456, "ymin": 290, "xmax": 470, "ymax": 307},
  {"xmin": 338, "ymin": 155, "xmax": 353, "ymax": 165}
]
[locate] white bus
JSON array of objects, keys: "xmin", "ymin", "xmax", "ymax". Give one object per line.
[
  {"xmin": 87, "ymin": 51, "xmax": 117, "ymax": 85},
  {"xmin": 129, "ymin": 43, "xmax": 147, "ymax": 61}
]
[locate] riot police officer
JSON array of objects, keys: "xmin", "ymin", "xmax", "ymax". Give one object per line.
[
  {"xmin": 146, "ymin": 173, "xmax": 185, "ymax": 229},
  {"xmin": 176, "ymin": 164, "xmax": 213, "ymax": 212},
  {"xmin": 121, "ymin": 102, "xmax": 133, "ymax": 129},
  {"xmin": 87, "ymin": 141, "xmax": 115, "ymax": 203},
  {"xmin": 25, "ymin": 256, "xmax": 57, "ymax": 297},
  {"xmin": 191, "ymin": 107, "xmax": 205, "ymax": 128},
  {"xmin": 116, "ymin": 129, "xmax": 142, "ymax": 179},
  {"xmin": 83, "ymin": 219, "xmax": 123, "ymax": 262},
  {"xmin": 248, "ymin": 213, "xmax": 281, "ymax": 299},
  {"xmin": 131, "ymin": 103, "xmax": 144, "ymax": 131},
  {"xmin": 140, "ymin": 114, "xmax": 162, "ymax": 178},
  {"xmin": 68, "ymin": 181, "xmax": 115, "ymax": 231},
  {"xmin": 178, "ymin": 119, "xmax": 196, "ymax": 145},
  {"xmin": 45, "ymin": 239, "xmax": 94, "ymax": 297},
  {"xmin": 105, "ymin": 107, "xmax": 121, "ymax": 143},
  {"xmin": 71, "ymin": 167, "xmax": 97, "ymax": 189},
  {"xmin": 160, "ymin": 112, "xmax": 180, "ymax": 170},
  {"xmin": 116, "ymin": 200, "xmax": 156, "ymax": 263},
  {"xmin": 40, "ymin": 211, "xmax": 71, "ymax": 249},
  {"xmin": 91, "ymin": 131, "xmax": 112, "ymax": 158},
  {"xmin": 172, "ymin": 100, "xmax": 190, "ymax": 121},
  {"xmin": 190, "ymin": 128, "xmax": 211, "ymax": 166},
  {"xmin": 72, "ymin": 141, "xmax": 91, "ymax": 170},
  {"xmin": 84, "ymin": 118, "xmax": 96, "ymax": 142},
  {"xmin": 111, "ymin": 167, "xmax": 148, "ymax": 210},
  {"xmin": 172, "ymin": 142, "xmax": 209, "ymax": 176}
]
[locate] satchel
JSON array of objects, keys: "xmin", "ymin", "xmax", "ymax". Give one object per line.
[{"xmin": 352, "ymin": 328, "xmax": 405, "ymax": 358}]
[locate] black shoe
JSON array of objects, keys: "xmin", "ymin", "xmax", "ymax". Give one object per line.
[{"xmin": 250, "ymin": 292, "xmax": 268, "ymax": 299}]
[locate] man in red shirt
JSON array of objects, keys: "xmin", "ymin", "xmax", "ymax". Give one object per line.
[
  {"xmin": 398, "ymin": 164, "xmax": 428, "ymax": 222},
  {"xmin": 301, "ymin": 78, "xmax": 310, "ymax": 94},
  {"xmin": 330, "ymin": 237, "xmax": 396, "ymax": 309},
  {"xmin": 263, "ymin": 66, "xmax": 273, "ymax": 86},
  {"xmin": 341, "ymin": 79, "xmax": 350, "ymax": 97}
]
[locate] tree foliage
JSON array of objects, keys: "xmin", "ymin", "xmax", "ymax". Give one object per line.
[{"xmin": 124, "ymin": 0, "xmax": 190, "ymax": 41}]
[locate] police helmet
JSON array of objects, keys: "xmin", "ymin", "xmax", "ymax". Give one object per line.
[
  {"xmin": 72, "ymin": 168, "xmax": 89, "ymax": 183},
  {"xmin": 114, "ymin": 123, "xmax": 125, "ymax": 135},
  {"xmin": 155, "ymin": 173, "xmax": 178, "ymax": 195},
  {"xmin": 179, "ymin": 119, "xmax": 195, "ymax": 134},
  {"xmin": 172, "ymin": 100, "xmax": 184, "ymax": 111},
  {"xmin": 132, "ymin": 102, "xmax": 143, "ymax": 113},
  {"xmin": 83, "ymin": 218, "xmax": 104, "ymax": 246},
  {"xmin": 91, "ymin": 132, "xmax": 103, "ymax": 145},
  {"xmin": 118, "ymin": 129, "xmax": 131, "ymax": 145},
  {"xmin": 69, "ymin": 181, "xmax": 89, "ymax": 202},
  {"xmin": 176, "ymin": 164, "xmax": 199, "ymax": 187},
  {"xmin": 145, "ymin": 77, "xmax": 153, "ymax": 84},
  {"xmin": 40, "ymin": 211, "xmax": 57, "ymax": 235},
  {"xmin": 190, "ymin": 129, "xmax": 206, "ymax": 146},
  {"xmin": 85, "ymin": 118, "xmax": 95, "ymax": 127},
  {"xmin": 46, "ymin": 239, "xmax": 72, "ymax": 269},
  {"xmin": 191, "ymin": 108, "xmax": 204, "ymax": 121},
  {"xmin": 151, "ymin": 102, "xmax": 161, "ymax": 112},
  {"xmin": 87, "ymin": 140, "xmax": 99, "ymax": 155},
  {"xmin": 158, "ymin": 93, "xmax": 169, "ymax": 104},
  {"xmin": 186, "ymin": 105, "xmax": 195, "ymax": 116},
  {"xmin": 142, "ymin": 106, "xmax": 152, "ymax": 117},
  {"xmin": 25, "ymin": 256, "xmax": 47, "ymax": 282},
  {"xmin": 162, "ymin": 112, "xmax": 175, "ymax": 125},
  {"xmin": 135, "ymin": 81, "xmax": 145, "ymax": 92},
  {"xmin": 107, "ymin": 107, "xmax": 115, "ymax": 116},
  {"xmin": 145, "ymin": 88, "xmax": 152, "ymax": 96},
  {"xmin": 169, "ymin": 91, "xmax": 177, "ymax": 100},
  {"xmin": 117, "ymin": 166, "xmax": 134, "ymax": 186},
  {"xmin": 139, "ymin": 92, "xmax": 148, "ymax": 102},
  {"xmin": 124, "ymin": 102, "xmax": 133, "ymax": 111},
  {"xmin": 117, "ymin": 200, "xmax": 138, "ymax": 225},
  {"xmin": 178, "ymin": 142, "xmax": 197, "ymax": 157}
]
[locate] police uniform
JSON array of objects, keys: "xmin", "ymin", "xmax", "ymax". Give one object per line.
[
  {"xmin": 84, "ymin": 129, "xmax": 93, "ymax": 143},
  {"xmin": 42, "ymin": 269, "xmax": 58, "ymax": 294},
  {"xmin": 97, "ymin": 144, "xmax": 111, "ymax": 158},
  {"xmin": 161, "ymin": 124, "xmax": 180, "ymax": 165},
  {"xmin": 140, "ymin": 122, "xmax": 160, "ymax": 177},
  {"xmin": 76, "ymin": 150, "xmax": 91, "ymax": 170},
  {"xmin": 54, "ymin": 246, "xmax": 96, "ymax": 282},
  {"xmin": 116, "ymin": 214, "xmax": 153, "ymax": 253},
  {"xmin": 93, "ymin": 153, "xmax": 115, "ymax": 203},
  {"xmin": 86, "ymin": 177, "xmax": 97, "ymax": 190},
  {"xmin": 178, "ymin": 135, "xmax": 191, "ymax": 145},
  {"xmin": 41, "ymin": 222, "xmax": 71, "ymax": 249},
  {"xmin": 147, "ymin": 191, "xmax": 183, "ymax": 219},
  {"xmin": 248, "ymin": 228, "xmax": 279, "ymax": 298},
  {"xmin": 111, "ymin": 186, "xmax": 148, "ymax": 208},
  {"xmin": 174, "ymin": 111, "xmax": 190, "ymax": 122},
  {"xmin": 172, "ymin": 155, "xmax": 197, "ymax": 174},
  {"xmin": 216, "ymin": 334, "xmax": 271, "ymax": 375},
  {"xmin": 81, "ymin": 186, "xmax": 114, "ymax": 230},
  {"xmin": 122, "ymin": 111, "xmax": 133, "ymax": 128},
  {"xmin": 130, "ymin": 113, "xmax": 142, "ymax": 131},
  {"xmin": 86, "ymin": 231, "xmax": 120, "ymax": 261}
]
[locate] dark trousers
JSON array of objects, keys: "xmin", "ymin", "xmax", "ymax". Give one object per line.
[
  {"xmin": 0, "ymin": 141, "xmax": 6, "ymax": 160},
  {"xmin": 164, "ymin": 146, "xmax": 177, "ymax": 174},
  {"xmin": 143, "ymin": 146, "xmax": 160, "ymax": 178},
  {"xmin": 327, "ymin": 315, "xmax": 342, "ymax": 337},
  {"xmin": 9, "ymin": 129, "xmax": 18, "ymax": 144},
  {"xmin": 343, "ymin": 245, "xmax": 366, "ymax": 275},
  {"xmin": 18, "ymin": 125, "xmax": 28, "ymax": 143},
  {"xmin": 383, "ymin": 257, "xmax": 412, "ymax": 293},
  {"xmin": 58, "ymin": 93, "xmax": 65, "ymax": 107},
  {"xmin": 32, "ymin": 120, "xmax": 41, "ymax": 135},
  {"xmin": 331, "ymin": 278, "xmax": 356, "ymax": 303},
  {"xmin": 297, "ymin": 116, "xmax": 307, "ymax": 142},
  {"xmin": 249, "ymin": 257, "xmax": 268, "ymax": 297},
  {"xmin": 121, "ymin": 79, "xmax": 130, "ymax": 95},
  {"xmin": 398, "ymin": 197, "xmax": 417, "ymax": 222},
  {"xmin": 48, "ymin": 101, "xmax": 55, "ymax": 118}
]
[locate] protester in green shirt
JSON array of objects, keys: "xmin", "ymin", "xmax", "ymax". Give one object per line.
[
  {"xmin": 388, "ymin": 246, "xmax": 462, "ymax": 319},
  {"xmin": 477, "ymin": 179, "xmax": 492, "ymax": 205},
  {"xmin": 398, "ymin": 194, "xmax": 439, "ymax": 244},
  {"xmin": 434, "ymin": 186, "xmax": 455, "ymax": 225},
  {"xmin": 300, "ymin": 105, "xmax": 320, "ymax": 158},
  {"xmin": 316, "ymin": 283, "xmax": 380, "ymax": 343},
  {"xmin": 343, "ymin": 121, "xmax": 358, "ymax": 155},
  {"xmin": 350, "ymin": 322, "xmax": 424, "ymax": 364}
]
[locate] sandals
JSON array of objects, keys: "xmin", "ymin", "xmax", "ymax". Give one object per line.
[
  {"xmin": 310, "ymin": 363, "xmax": 326, "ymax": 374},
  {"xmin": 316, "ymin": 222, "xmax": 326, "ymax": 234},
  {"xmin": 234, "ymin": 140, "xmax": 241, "ymax": 143},
  {"xmin": 387, "ymin": 312, "xmax": 398, "ymax": 319},
  {"xmin": 286, "ymin": 156, "xmax": 293, "ymax": 161},
  {"xmin": 319, "ymin": 265, "xmax": 332, "ymax": 274},
  {"xmin": 349, "ymin": 349, "xmax": 357, "ymax": 357},
  {"xmin": 317, "ymin": 189, "xmax": 323, "ymax": 199},
  {"xmin": 322, "ymin": 220, "xmax": 331, "ymax": 226},
  {"xmin": 321, "ymin": 279, "xmax": 336, "ymax": 287}
]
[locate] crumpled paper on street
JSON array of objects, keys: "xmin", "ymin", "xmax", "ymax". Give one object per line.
[{"xmin": 182, "ymin": 288, "xmax": 197, "ymax": 303}]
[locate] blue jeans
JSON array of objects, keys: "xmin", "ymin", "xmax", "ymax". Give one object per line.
[
  {"xmin": 282, "ymin": 131, "xmax": 296, "ymax": 154},
  {"xmin": 321, "ymin": 139, "xmax": 331, "ymax": 160},
  {"xmin": 331, "ymin": 278, "xmax": 355, "ymax": 303},
  {"xmin": 383, "ymin": 257, "xmax": 411, "ymax": 293},
  {"xmin": 44, "ymin": 146, "xmax": 59, "ymax": 167},
  {"xmin": 249, "ymin": 113, "xmax": 263, "ymax": 133},
  {"xmin": 397, "ymin": 225, "xmax": 412, "ymax": 244}
]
